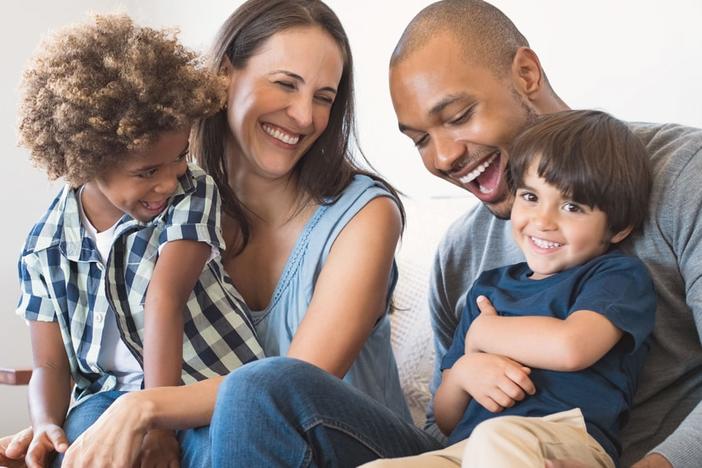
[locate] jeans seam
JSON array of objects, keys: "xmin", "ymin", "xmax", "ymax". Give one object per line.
[{"xmin": 300, "ymin": 415, "xmax": 387, "ymax": 458}]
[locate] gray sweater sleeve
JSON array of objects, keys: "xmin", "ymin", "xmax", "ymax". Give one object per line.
[{"xmin": 648, "ymin": 145, "xmax": 702, "ymax": 467}]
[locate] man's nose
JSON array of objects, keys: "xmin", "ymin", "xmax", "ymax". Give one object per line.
[{"xmin": 432, "ymin": 133, "xmax": 465, "ymax": 173}]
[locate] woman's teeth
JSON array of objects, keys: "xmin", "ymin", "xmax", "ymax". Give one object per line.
[
  {"xmin": 458, "ymin": 153, "xmax": 498, "ymax": 185},
  {"xmin": 262, "ymin": 123, "xmax": 301, "ymax": 145}
]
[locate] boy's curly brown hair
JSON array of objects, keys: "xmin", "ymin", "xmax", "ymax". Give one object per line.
[{"xmin": 18, "ymin": 14, "xmax": 226, "ymax": 186}]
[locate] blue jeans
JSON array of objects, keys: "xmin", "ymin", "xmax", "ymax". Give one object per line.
[
  {"xmin": 210, "ymin": 357, "xmax": 442, "ymax": 468},
  {"xmin": 54, "ymin": 390, "xmax": 210, "ymax": 468}
]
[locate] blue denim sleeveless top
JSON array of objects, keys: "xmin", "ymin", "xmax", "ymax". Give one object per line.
[{"xmin": 248, "ymin": 175, "xmax": 411, "ymax": 421}]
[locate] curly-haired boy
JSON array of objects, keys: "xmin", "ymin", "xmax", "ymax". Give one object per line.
[{"xmin": 15, "ymin": 14, "xmax": 262, "ymax": 467}]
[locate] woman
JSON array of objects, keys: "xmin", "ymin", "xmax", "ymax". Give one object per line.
[{"xmin": 2, "ymin": 0, "xmax": 435, "ymax": 466}]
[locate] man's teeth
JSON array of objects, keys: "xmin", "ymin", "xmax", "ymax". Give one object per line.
[
  {"xmin": 458, "ymin": 153, "xmax": 498, "ymax": 185},
  {"xmin": 262, "ymin": 123, "xmax": 300, "ymax": 145},
  {"xmin": 530, "ymin": 236, "xmax": 562, "ymax": 249}
]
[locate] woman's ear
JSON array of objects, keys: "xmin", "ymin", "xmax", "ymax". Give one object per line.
[
  {"xmin": 511, "ymin": 47, "xmax": 543, "ymax": 99},
  {"xmin": 220, "ymin": 56, "xmax": 235, "ymax": 77},
  {"xmin": 610, "ymin": 225, "xmax": 634, "ymax": 245}
]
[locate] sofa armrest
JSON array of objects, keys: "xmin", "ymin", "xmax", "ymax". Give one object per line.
[{"xmin": 0, "ymin": 368, "xmax": 32, "ymax": 385}]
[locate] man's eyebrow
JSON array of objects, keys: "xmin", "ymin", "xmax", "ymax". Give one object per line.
[
  {"xmin": 429, "ymin": 93, "xmax": 473, "ymax": 116},
  {"xmin": 269, "ymin": 70, "xmax": 337, "ymax": 94}
]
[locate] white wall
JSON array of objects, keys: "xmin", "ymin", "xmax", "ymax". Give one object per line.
[{"xmin": 2, "ymin": 0, "xmax": 701, "ymax": 434}]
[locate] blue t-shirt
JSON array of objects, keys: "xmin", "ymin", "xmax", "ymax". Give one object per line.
[{"xmin": 441, "ymin": 250, "xmax": 656, "ymax": 463}]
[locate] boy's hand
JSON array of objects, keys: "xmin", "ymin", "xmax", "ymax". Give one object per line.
[
  {"xmin": 25, "ymin": 424, "xmax": 67, "ymax": 468},
  {"xmin": 1, "ymin": 427, "xmax": 32, "ymax": 467},
  {"xmin": 455, "ymin": 352, "xmax": 535, "ymax": 412},
  {"xmin": 137, "ymin": 429, "xmax": 180, "ymax": 468},
  {"xmin": 465, "ymin": 295, "xmax": 498, "ymax": 353}
]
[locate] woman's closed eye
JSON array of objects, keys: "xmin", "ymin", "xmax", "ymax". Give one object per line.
[{"xmin": 275, "ymin": 80, "xmax": 296, "ymax": 90}]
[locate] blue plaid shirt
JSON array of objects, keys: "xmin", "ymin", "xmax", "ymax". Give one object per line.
[{"xmin": 17, "ymin": 163, "xmax": 262, "ymax": 404}]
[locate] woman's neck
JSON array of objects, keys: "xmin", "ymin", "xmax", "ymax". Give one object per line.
[{"xmin": 229, "ymin": 169, "xmax": 311, "ymax": 229}]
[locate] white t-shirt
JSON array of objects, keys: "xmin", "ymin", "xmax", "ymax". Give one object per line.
[{"xmin": 78, "ymin": 188, "xmax": 142, "ymax": 391}]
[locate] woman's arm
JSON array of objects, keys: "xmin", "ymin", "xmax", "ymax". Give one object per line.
[
  {"xmin": 287, "ymin": 196, "xmax": 402, "ymax": 377},
  {"xmin": 61, "ymin": 376, "xmax": 222, "ymax": 468}
]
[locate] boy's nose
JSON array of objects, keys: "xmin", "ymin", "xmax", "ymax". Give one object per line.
[{"xmin": 533, "ymin": 208, "xmax": 558, "ymax": 230}]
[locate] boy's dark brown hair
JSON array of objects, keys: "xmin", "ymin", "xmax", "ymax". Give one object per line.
[
  {"xmin": 509, "ymin": 109, "xmax": 651, "ymax": 234},
  {"xmin": 18, "ymin": 14, "xmax": 226, "ymax": 186}
]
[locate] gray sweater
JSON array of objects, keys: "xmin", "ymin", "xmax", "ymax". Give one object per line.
[{"xmin": 425, "ymin": 122, "xmax": 702, "ymax": 467}]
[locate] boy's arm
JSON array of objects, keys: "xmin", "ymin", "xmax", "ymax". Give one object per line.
[
  {"xmin": 466, "ymin": 296, "xmax": 622, "ymax": 372},
  {"xmin": 140, "ymin": 239, "xmax": 210, "ymax": 465},
  {"xmin": 142, "ymin": 239, "xmax": 210, "ymax": 388},
  {"xmin": 26, "ymin": 321, "xmax": 71, "ymax": 465},
  {"xmin": 434, "ymin": 352, "xmax": 535, "ymax": 436}
]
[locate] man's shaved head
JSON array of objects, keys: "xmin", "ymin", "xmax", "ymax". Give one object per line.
[{"xmin": 391, "ymin": 0, "xmax": 528, "ymax": 77}]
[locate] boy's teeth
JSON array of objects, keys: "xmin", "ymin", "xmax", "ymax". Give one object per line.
[
  {"xmin": 458, "ymin": 153, "xmax": 497, "ymax": 184},
  {"xmin": 530, "ymin": 236, "xmax": 562, "ymax": 249},
  {"xmin": 262, "ymin": 123, "xmax": 300, "ymax": 145}
]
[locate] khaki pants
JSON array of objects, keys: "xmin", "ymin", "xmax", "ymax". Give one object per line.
[{"xmin": 360, "ymin": 409, "xmax": 614, "ymax": 468}]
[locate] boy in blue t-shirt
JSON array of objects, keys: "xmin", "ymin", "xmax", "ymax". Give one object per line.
[
  {"xmin": 370, "ymin": 110, "xmax": 655, "ymax": 468},
  {"xmin": 13, "ymin": 15, "xmax": 262, "ymax": 467}
]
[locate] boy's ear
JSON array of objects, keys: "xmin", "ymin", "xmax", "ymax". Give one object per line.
[{"xmin": 609, "ymin": 225, "xmax": 634, "ymax": 245}]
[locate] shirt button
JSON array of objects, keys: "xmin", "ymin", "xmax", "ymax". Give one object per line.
[{"xmin": 95, "ymin": 314, "xmax": 104, "ymax": 324}]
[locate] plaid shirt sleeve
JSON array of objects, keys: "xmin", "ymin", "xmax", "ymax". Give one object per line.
[
  {"xmin": 159, "ymin": 168, "xmax": 225, "ymax": 255},
  {"xmin": 17, "ymin": 251, "xmax": 57, "ymax": 322}
]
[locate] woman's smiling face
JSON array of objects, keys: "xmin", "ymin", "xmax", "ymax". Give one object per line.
[{"xmin": 223, "ymin": 26, "xmax": 344, "ymax": 182}]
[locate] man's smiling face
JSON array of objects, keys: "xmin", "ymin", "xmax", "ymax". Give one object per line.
[{"xmin": 390, "ymin": 33, "xmax": 537, "ymax": 219}]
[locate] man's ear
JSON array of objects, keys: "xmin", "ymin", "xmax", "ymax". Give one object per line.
[
  {"xmin": 610, "ymin": 225, "xmax": 634, "ymax": 245},
  {"xmin": 511, "ymin": 47, "xmax": 543, "ymax": 99}
]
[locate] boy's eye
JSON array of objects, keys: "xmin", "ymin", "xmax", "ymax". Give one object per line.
[
  {"xmin": 563, "ymin": 202, "xmax": 582, "ymax": 213},
  {"xmin": 519, "ymin": 191, "xmax": 537, "ymax": 202},
  {"xmin": 137, "ymin": 169, "xmax": 157, "ymax": 179}
]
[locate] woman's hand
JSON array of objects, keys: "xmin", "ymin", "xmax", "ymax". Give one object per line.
[
  {"xmin": 0, "ymin": 427, "xmax": 32, "ymax": 468},
  {"xmin": 62, "ymin": 393, "xmax": 153, "ymax": 468}
]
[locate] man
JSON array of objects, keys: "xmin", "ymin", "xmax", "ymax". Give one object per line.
[{"xmin": 389, "ymin": 1, "xmax": 701, "ymax": 467}]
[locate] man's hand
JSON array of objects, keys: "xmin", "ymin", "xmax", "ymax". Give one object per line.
[
  {"xmin": 1, "ymin": 427, "xmax": 32, "ymax": 468},
  {"xmin": 136, "ymin": 429, "xmax": 180, "ymax": 468},
  {"xmin": 25, "ymin": 424, "xmax": 68, "ymax": 468},
  {"xmin": 465, "ymin": 295, "xmax": 498, "ymax": 353},
  {"xmin": 631, "ymin": 453, "xmax": 673, "ymax": 468},
  {"xmin": 456, "ymin": 352, "xmax": 535, "ymax": 412}
]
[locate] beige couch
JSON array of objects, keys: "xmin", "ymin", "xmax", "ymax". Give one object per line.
[{"xmin": 390, "ymin": 196, "xmax": 475, "ymax": 426}]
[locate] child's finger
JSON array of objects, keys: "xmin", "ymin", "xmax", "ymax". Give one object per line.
[
  {"xmin": 475, "ymin": 295, "xmax": 497, "ymax": 315},
  {"xmin": 505, "ymin": 365, "xmax": 536, "ymax": 395},
  {"xmin": 47, "ymin": 426, "xmax": 68, "ymax": 453},
  {"xmin": 6, "ymin": 426, "xmax": 33, "ymax": 458}
]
